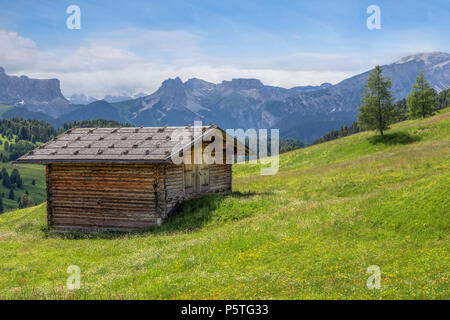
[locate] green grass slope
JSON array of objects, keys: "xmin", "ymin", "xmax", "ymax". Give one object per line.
[
  {"xmin": 0, "ymin": 162, "xmax": 46, "ymax": 212},
  {"xmin": 0, "ymin": 133, "xmax": 46, "ymax": 212},
  {"xmin": 0, "ymin": 110, "xmax": 449, "ymax": 299}
]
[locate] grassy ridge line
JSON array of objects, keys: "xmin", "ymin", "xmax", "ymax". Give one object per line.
[
  {"xmin": 234, "ymin": 108, "xmax": 450, "ymax": 178},
  {"xmin": 0, "ymin": 110, "xmax": 448, "ymax": 299}
]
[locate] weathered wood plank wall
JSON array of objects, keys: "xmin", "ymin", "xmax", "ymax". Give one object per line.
[
  {"xmin": 161, "ymin": 164, "xmax": 184, "ymax": 218},
  {"xmin": 208, "ymin": 164, "xmax": 232, "ymax": 193},
  {"xmin": 47, "ymin": 163, "xmax": 159, "ymax": 231},
  {"xmin": 46, "ymin": 162, "xmax": 232, "ymax": 231}
]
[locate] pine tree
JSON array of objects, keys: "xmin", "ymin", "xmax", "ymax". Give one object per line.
[
  {"xmin": 406, "ymin": 71, "xmax": 438, "ymax": 119},
  {"xmin": 10, "ymin": 168, "xmax": 23, "ymax": 188},
  {"xmin": 358, "ymin": 66, "xmax": 398, "ymax": 136},
  {"xmin": 396, "ymin": 98, "xmax": 408, "ymax": 121},
  {"xmin": 8, "ymin": 188, "xmax": 14, "ymax": 200},
  {"xmin": 1, "ymin": 168, "xmax": 7, "ymax": 180},
  {"xmin": 2, "ymin": 172, "xmax": 11, "ymax": 188},
  {"xmin": 19, "ymin": 126, "xmax": 29, "ymax": 140},
  {"xmin": 438, "ymin": 89, "xmax": 450, "ymax": 109},
  {"xmin": 19, "ymin": 194, "xmax": 33, "ymax": 209},
  {"xmin": 10, "ymin": 168, "xmax": 19, "ymax": 184},
  {"xmin": 17, "ymin": 176, "xmax": 23, "ymax": 189}
]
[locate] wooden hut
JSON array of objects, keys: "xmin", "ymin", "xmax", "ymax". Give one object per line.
[{"xmin": 16, "ymin": 125, "xmax": 246, "ymax": 232}]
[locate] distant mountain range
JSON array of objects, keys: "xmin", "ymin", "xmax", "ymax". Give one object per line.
[
  {"xmin": 68, "ymin": 92, "xmax": 148, "ymax": 104},
  {"xmin": 1, "ymin": 52, "xmax": 449, "ymax": 142}
]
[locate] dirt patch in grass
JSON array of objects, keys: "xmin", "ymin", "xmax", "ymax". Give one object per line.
[
  {"xmin": 419, "ymin": 112, "xmax": 450, "ymax": 125},
  {"xmin": 0, "ymin": 232, "xmax": 13, "ymax": 241}
]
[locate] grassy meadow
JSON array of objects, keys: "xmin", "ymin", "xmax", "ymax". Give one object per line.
[
  {"xmin": 0, "ymin": 132, "xmax": 46, "ymax": 212},
  {"xmin": 0, "ymin": 109, "xmax": 448, "ymax": 299}
]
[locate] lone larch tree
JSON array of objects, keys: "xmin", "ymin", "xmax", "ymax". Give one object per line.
[
  {"xmin": 406, "ymin": 71, "xmax": 438, "ymax": 119},
  {"xmin": 358, "ymin": 65, "xmax": 398, "ymax": 136}
]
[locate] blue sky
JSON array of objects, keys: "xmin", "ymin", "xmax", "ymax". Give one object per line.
[{"xmin": 0, "ymin": 0, "xmax": 449, "ymax": 97}]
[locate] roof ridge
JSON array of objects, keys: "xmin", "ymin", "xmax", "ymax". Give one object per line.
[{"xmin": 15, "ymin": 124, "xmax": 247, "ymax": 164}]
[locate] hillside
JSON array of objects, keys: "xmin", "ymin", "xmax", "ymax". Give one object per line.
[
  {"xmin": 0, "ymin": 162, "xmax": 45, "ymax": 212},
  {"xmin": 0, "ymin": 109, "xmax": 448, "ymax": 299},
  {"xmin": 0, "ymin": 133, "xmax": 45, "ymax": 212}
]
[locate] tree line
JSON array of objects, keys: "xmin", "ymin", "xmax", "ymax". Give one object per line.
[
  {"xmin": 312, "ymin": 75, "xmax": 449, "ymax": 145},
  {"xmin": 0, "ymin": 167, "xmax": 35, "ymax": 213},
  {"xmin": 312, "ymin": 122, "xmax": 361, "ymax": 145},
  {"xmin": 0, "ymin": 118, "xmax": 132, "ymax": 143},
  {"xmin": 358, "ymin": 68, "xmax": 448, "ymax": 136},
  {"xmin": 61, "ymin": 119, "xmax": 133, "ymax": 130}
]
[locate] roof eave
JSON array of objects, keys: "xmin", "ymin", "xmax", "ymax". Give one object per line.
[
  {"xmin": 13, "ymin": 159, "xmax": 171, "ymax": 165},
  {"xmin": 164, "ymin": 126, "xmax": 252, "ymax": 161}
]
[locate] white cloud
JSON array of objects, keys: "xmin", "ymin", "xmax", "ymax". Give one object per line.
[
  {"xmin": 1, "ymin": 28, "xmax": 441, "ymax": 98},
  {"xmin": 88, "ymin": 27, "xmax": 202, "ymax": 60},
  {"xmin": 0, "ymin": 30, "xmax": 40, "ymax": 71}
]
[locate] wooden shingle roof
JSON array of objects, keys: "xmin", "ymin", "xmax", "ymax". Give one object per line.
[{"xmin": 16, "ymin": 125, "xmax": 225, "ymax": 163}]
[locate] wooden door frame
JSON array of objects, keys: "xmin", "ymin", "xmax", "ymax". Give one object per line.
[
  {"xmin": 183, "ymin": 163, "xmax": 198, "ymax": 195},
  {"xmin": 184, "ymin": 163, "xmax": 211, "ymax": 195},
  {"xmin": 198, "ymin": 164, "xmax": 210, "ymax": 192},
  {"xmin": 195, "ymin": 164, "xmax": 200, "ymax": 193}
]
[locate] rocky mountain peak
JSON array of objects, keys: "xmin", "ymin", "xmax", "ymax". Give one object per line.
[
  {"xmin": 220, "ymin": 78, "xmax": 264, "ymax": 90},
  {"xmin": 395, "ymin": 51, "xmax": 450, "ymax": 65},
  {"xmin": 69, "ymin": 93, "xmax": 97, "ymax": 105},
  {"xmin": 0, "ymin": 67, "xmax": 71, "ymax": 117},
  {"xmin": 184, "ymin": 78, "xmax": 215, "ymax": 90},
  {"xmin": 160, "ymin": 77, "xmax": 183, "ymax": 90}
]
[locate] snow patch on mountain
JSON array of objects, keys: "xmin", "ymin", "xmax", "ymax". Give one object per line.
[{"xmin": 395, "ymin": 51, "xmax": 450, "ymax": 65}]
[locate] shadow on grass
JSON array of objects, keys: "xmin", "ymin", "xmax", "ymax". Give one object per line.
[
  {"xmin": 368, "ymin": 132, "xmax": 421, "ymax": 145},
  {"xmin": 45, "ymin": 191, "xmax": 267, "ymax": 240}
]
